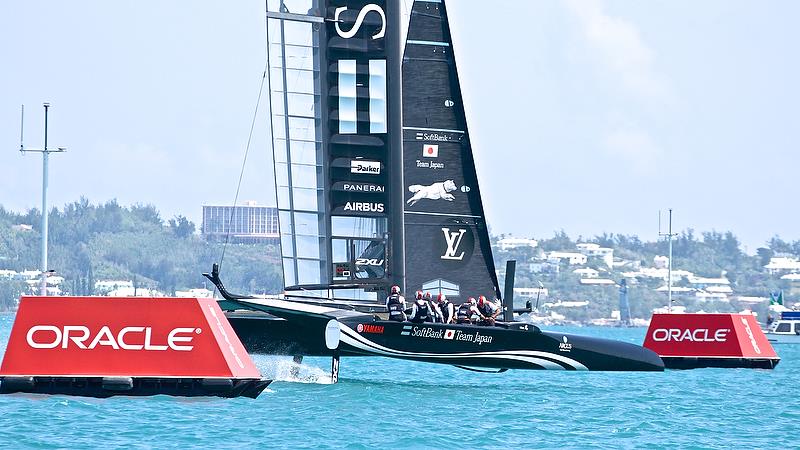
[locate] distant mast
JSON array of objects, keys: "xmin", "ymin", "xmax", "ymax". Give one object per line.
[
  {"xmin": 659, "ymin": 209, "xmax": 676, "ymax": 313},
  {"xmin": 19, "ymin": 103, "xmax": 66, "ymax": 296}
]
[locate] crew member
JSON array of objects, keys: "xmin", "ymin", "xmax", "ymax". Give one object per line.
[
  {"xmin": 477, "ymin": 295, "xmax": 500, "ymax": 326},
  {"xmin": 408, "ymin": 291, "xmax": 433, "ymax": 323},
  {"xmin": 385, "ymin": 285, "xmax": 407, "ymax": 322},
  {"xmin": 456, "ymin": 297, "xmax": 479, "ymax": 324},
  {"xmin": 425, "ymin": 292, "xmax": 444, "ymax": 323},
  {"xmin": 437, "ymin": 293, "xmax": 455, "ymax": 324}
]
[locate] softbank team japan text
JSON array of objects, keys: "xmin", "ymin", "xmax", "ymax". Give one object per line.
[{"xmin": 410, "ymin": 326, "xmax": 493, "ymax": 345}]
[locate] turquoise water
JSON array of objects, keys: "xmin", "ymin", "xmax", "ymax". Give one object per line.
[{"xmin": 0, "ymin": 311, "xmax": 796, "ymax": 449}]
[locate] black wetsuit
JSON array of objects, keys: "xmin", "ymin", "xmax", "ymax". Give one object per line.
[
  {"xmin": 386, "ymin": 294, "xmax": 406, "ymax": 322},
  {"xmin": 440, "ymin": 300, "xmax": 454, "ymax": 323},
  {"xmin": 456, "ymin": 303, "xmax": 474, "ymax": 324},
  {"xmin": 409, "ymin": 299, "xmax": 431, "ymax": 324}
]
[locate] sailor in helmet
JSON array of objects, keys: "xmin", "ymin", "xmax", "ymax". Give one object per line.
[
  {"xmin": 455, "ymin": 297, "xmax": 480, "ymax": 324},
  {"xmin": 408, "ymin": 290, "xmax": 433, "ymax": 324},
  {"xmin": 425, "ymin": 292, "xmax": 444, "ymax": 323},
  {"xmin": 385, "ymin": 285, "xmax": 407, "ymax": 322},
  {"xmin": 437, "ymin": 293, "xmax": 455, "ymax": 324},
  {"xmin": 477, "ymin": 295, "xmax": 500, "ymax": 326}
]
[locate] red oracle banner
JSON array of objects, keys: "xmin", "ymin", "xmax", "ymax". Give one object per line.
[
  {"xmin": 643, "ymin": 313, "xmax": 777, "ymax": 358},
  {"xmin": 0, "ymin": 296, "xmax": 261, "ymax": 378}
]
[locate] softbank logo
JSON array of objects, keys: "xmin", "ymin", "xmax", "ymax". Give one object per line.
[
  {"xmin": 334, "ymin": 5, "xmax": 386, "ymax": 40},
  {"xmin": 441, "ymin": 228, "xmax": 467, "ymax": 261},
  {"xmin": 333, "ymin": 4, "xmax": 388, "ymax": 135}
]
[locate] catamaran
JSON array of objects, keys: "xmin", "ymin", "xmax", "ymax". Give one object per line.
[{"xmin": 210, "ymin": 0, "xmax": 664, "ymax": 379}]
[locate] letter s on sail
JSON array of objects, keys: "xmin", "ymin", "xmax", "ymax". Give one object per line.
[{"xmin": 334, "ymin": 4, "xmax": 386, "ymax": 40}]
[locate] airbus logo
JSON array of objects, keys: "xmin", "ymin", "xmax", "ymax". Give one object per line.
[
  {"xmin": 344, "ymin": 202, "xmax": 384, "ymax": 213},
  {"xmin": 441, "ymin": 228, "xmax": 467, "ymax": 261},
  {"xmin": 26, "ymin": 325, "xmax": 200, "ymax": 351}
]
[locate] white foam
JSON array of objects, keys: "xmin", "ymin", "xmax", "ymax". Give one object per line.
[{"xmin": 255, "ymin": 356, "xmax": 333, "ymax": 385}]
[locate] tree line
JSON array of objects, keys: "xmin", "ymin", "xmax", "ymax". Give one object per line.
[
  {"xmin": 0, "ymin": 198, "xmax": 283, "ymax": 310},
  {"xmin": 494, "ymin": 230, "xmax": 800, "ymax": 320}
]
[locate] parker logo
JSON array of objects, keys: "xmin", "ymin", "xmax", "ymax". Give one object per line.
[
  {"xmin": 26, "ymin": 325, "xmax": 200, "ymax": 352},
  {"xmin": 651, "ymin": 328, "xmax": 730, "ymax": 343},
  {"xmin": 351, "ymin": 160, "xmax": 381, "ymax": 175}
]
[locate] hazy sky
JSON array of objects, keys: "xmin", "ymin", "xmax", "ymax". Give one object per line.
[{"xmin": 1, "ymin": 1, "xmax": 798, "ymax": 252}]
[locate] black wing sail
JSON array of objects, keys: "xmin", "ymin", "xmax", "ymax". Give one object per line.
[
  {"xmin": 266, "ymin": 0, "xmax": 404, "ymax": 301},
  {"xmin": 402, "ymin": 0, "xmax": 500, "ymax": 301}
]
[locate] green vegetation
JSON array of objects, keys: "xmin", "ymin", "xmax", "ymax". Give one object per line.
[
  {"xmin": 0, "ymin": 199, "xmax": 282, "ymax": 311},
  {"xmin": 3, "ymin": 198, "xmax": 798, "ymax": 321},
  {"xmin": 494, "ymin": 231, "xmax": 800, "ymax": 321}
]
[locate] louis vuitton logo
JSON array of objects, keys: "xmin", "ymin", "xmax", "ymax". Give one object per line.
[{"xmin": 441, "ymin": 228, "xmax": 467, "ymax": 261}]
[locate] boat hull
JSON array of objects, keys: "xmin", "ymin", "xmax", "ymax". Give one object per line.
[
  {"xmin": 226, "ymin": 312, "xmax": 664, "ymax": 372},
  {"xmin": 765, "ymin": 333, "xmax": 800, "ymax": 344}
]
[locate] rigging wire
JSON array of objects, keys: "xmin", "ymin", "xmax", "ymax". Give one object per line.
[
  {"xmin": 217, "ymin": 63, "xmax": 268, "ymax": 274},
  {"xmin": 214, "ymin": 2, "xmax": 275, "ymax": 297}
]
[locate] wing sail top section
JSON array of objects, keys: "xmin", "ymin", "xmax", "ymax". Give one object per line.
[
  {"xmin": 401, "ymin": 0, "xmax": 500, "ymax": 301},
  {"xmin": 267, "ymin": 1, "xmax": 404, "ymax": 300}
]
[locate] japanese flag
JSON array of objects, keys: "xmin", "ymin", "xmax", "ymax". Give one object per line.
[{"xmin": 423, "ymin": 144, "xmax": 439, "ymax": 158}]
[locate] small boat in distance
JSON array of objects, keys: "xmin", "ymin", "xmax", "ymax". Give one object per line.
[{"xmin": 765, "ymin": 311, "xmax": 800, "ymax": 344}]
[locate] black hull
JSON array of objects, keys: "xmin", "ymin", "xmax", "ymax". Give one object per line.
[
  {"xmin": 226, "ymin": 312, "xmax": 664, "ymax": 372},
  {"xmin": 0, "ymin": 376, "xmax": 271, "ymax": 399}
]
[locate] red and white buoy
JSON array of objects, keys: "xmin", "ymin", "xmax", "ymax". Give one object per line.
[
  {"xmin": 643, "ymin": 313, "xmax": 780, "ymax": 369},
  {"xmin": 0, "ymin": 296, "xmax": 271, "ymax": 398}
]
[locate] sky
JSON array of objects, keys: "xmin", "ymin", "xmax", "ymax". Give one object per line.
[{"xmin": 1, "ymin": 1, "xmax": 799, "ymax": 253}]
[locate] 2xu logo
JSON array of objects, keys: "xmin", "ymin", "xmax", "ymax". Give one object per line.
[
  {"xmin": 26, "ymin": 325, "xmax": 200, "ymax": 352},
  {"xmin": 355, "ymin": 258, "xmax": 384, "ymax": 266}
]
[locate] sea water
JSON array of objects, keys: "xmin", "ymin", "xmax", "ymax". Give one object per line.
[{"xmin": 0, "ymin": 311, "xmax": 796, "ymax": 449}]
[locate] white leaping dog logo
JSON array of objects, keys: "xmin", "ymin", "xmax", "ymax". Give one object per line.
[{"xmin": 407, "ymin": 180, "xmax": 457, "ymax": 207}]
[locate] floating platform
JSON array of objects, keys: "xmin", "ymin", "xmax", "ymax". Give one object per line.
[
  {"xmin": 0, "ymin": 296, "xmax": 271, "ymax": 398},
  {"xmin": 0, "ymin": 376, "xmax": 269, "ymax": 398},
  {"xmin": 643, "ymin": 313, "xmax": 780, "ymax": 369}
]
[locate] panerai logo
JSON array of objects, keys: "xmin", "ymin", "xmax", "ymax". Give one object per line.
[
  {"xmin": 26, "ymin": 325, "xmax": 200, "ymax": 351},
  {"xmin": 651, "ymin": 328, "xmax": 730, "ymax": 343}
]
